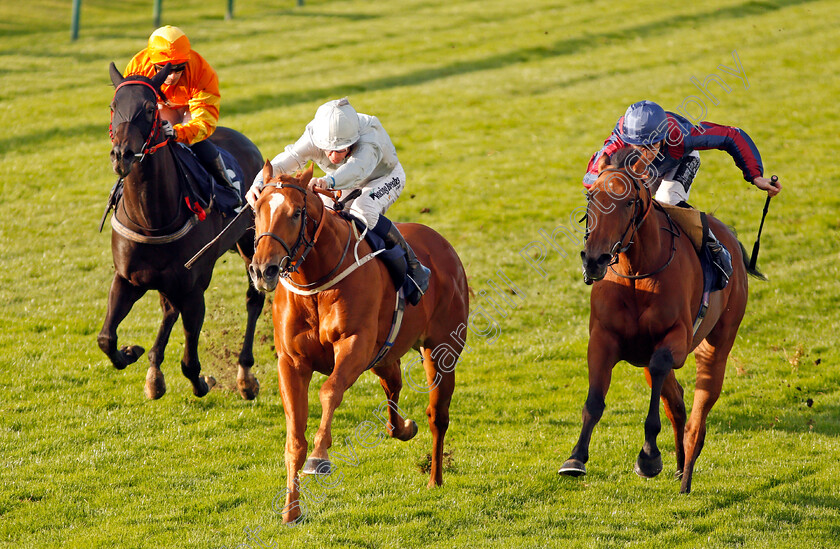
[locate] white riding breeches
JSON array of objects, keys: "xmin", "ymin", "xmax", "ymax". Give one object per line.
[
  {"xmin": 655, "ymin": 150, "xmax": 700, "ymax": 205},
  {"xmin": 337, "ymin": 162, "xmax": 406, "ymax": 229}
]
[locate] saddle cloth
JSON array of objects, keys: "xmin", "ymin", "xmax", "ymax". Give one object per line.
[
  {"xmin": 346, "ymin": 216, "xmax": 422, "ymax": 305},
  {"xmin": 172, "ymin": 143, "xmax": 247, "ymax": 217}
]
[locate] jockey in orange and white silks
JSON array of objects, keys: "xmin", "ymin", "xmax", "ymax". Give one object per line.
[
  {"xmin": 124, "ymin": 25, "xmax": 240, "ymax": 204},
  {"xmin": 247, "ymin": 98, "xmax": 431, "ymax": 303}
]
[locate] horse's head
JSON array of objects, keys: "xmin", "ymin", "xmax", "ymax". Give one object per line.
[
  {"xmin": 108, "ymin": 62, "xmax": 171, "ymax": 177},
  {"xmin": 581, "ymin": 148, "xmax": 653, "ymax": 283},
  {"xmin": 249, "ymin": 162, "xmax": 317, "ymax": 292}
]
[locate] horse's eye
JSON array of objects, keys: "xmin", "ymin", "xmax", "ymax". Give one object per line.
[
  {"xmin": 292, "ymin": 208, "xmax": 302, "ymax": 220},
  {"xmin": 627, "ymin": 199, "xmax": 637, "ymax": 208}
]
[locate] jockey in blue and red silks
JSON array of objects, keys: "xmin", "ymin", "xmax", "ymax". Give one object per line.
[{"xmin": 582, "ymin": 100, "xmax": 781, "ymax": 284}]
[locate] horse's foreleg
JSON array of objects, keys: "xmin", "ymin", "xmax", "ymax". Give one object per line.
[
  {"xmin": 97, "ymin": 274, "xmax": 147, "ymax": 370},
  {"xmin": 236, "ymin": 281, "xmax": 264, "ymax": 400},
  {"xmin": 422, "ymin": 347, "xmax": 455, "ymax": 488},
  {"xmin": 373, "ymin": 359, "xmax": 419, "ymax": 441},
  {"xmin": 307, "ymin": 346, "xmax": 366, "ymax": 474},
  {"xmin": 143, "ymin": 293, "xmax": 180, "ymax": 400},
  {"xmin": 644, "ymin": 368, "xmax": 687, "ymax": 478},
  {"xmin": 178, "ymin": 290, "xmax": 214, "ymax": 397},
  {"xmin": 559, "ymin": 333, "xmax": 618, "ymax": 477},
  {"xmin": 681, "ymin": 339, "xmax": 728, "ymax": 494},
  {"xmin": 635, "ymin": 348, "xmax": 677, "ymax": 478},
  {"xmin": 278, "ymin": 360, "xmax": 312, "ymax": 524}
]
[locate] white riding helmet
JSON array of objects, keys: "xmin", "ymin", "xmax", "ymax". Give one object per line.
[{"xmin": 309, "ymin": 98, "xmax": 361, "ymax": 150}]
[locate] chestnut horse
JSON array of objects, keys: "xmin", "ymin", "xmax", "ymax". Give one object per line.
[
  {"xmin": 559, "ymin": 148, "xmax": 762, "ymax": 493},
  {"xmin": 249, "ymin": 163, "xmax": 469, "ymax": 523},
  {"xmin": 99, "ymin": 63, "xmax": 263, "ymax": 400}
]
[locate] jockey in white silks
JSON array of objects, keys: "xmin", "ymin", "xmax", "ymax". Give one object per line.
[{"xmin": 246, "ymin": 98, "xmax": 430, "ymax": 304}]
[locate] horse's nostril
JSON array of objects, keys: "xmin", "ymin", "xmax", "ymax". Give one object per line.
[
  {"xmin": 264, "ymin": 265, "xmax": 280, "ymax": 280},
  {"xmin": 248, "ymin": 264, "xmax": 260, "ymax": 280}
]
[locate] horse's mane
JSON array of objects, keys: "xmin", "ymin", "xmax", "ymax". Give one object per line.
[
  {"xmin": 119, "ymin": 72, "xmax": 165, "ymax": 100},
  {"xmin": 607, "ymin": 147, "xmax": 644, "ymax": 169}
]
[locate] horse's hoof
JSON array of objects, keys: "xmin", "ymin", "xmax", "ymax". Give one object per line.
[
  {"xmin": 114, "ymin": 345, "xmax": 145, "ymax": 370},
  {"xmin": 144, "ymin": 367, "xmax": 166, "ymax": 400},
  {"xmin": 558, "ymin": 459, "xmax": 587, "ymax": 477},
  {"xmin": 237, "ymin": 370, "xmax": 260, "ymax": 400},
  {"xmin": 395, "ymin": 419, "xmax": 418, "ymax": 441},
  {"xmin": 302, "ymin": 458, "xmax": 332, "ymax": 476},
  {"xmin": 191, "ymin": 375, "xmax": 214, "ymax": 397},
  {"xmin": 634, "ymin": 451, "xmax": 663, "ymax": 478}
]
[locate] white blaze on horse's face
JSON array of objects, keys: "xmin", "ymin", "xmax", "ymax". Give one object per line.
[{"xmin": 269, "ymin": 193, "xmax": 286, "ymax": 226}]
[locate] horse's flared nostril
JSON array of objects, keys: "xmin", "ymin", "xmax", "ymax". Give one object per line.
[
  {"xmin": 248, "ymin": 264, "xmax": 261, "ymax": 280},
  {"xmin": 264, "ymin": 265, "xmax": 280, "ymax": 281}
]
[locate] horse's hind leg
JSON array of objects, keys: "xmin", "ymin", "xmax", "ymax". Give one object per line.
[
  {"xmin": 178, "ymin": 290, "xmax": 215, "ymax": 397},
  {"xmin": 421, "ymin": 346, "xmax": 455, "ymax": 488},
  {"xmin": 644, "ymin": 368, "xmax": 687, "ymax": 478},
  {"xmin": 372, "ymin": 359, "xmax": 419, "ymax": 441},
  {"xmin": 681, "ymin": 339, "xmax": 729, "ymax": 494},
  {"xmin": 236, "ymin": 281, "xmax": 264, "ymax": 400},
  {"xmin": 143, "ymin": 293, "xmax": 180, "ymax": 400},
  {"xmin": 98, "ymin": 274, "xmax": 147, "ymax": 370}
]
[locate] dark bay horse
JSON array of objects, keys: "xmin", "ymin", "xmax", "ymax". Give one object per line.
[
  {"xmin": 248, "ymin": 163, "xmax": 469, "ymax": 523},
  {"xmin": 99, "ymin": 63, "xmax": 263, "ymax": 400},
  {"xmin": 559, "ymin": 149, "xmax": 761, "ymax": 493}
]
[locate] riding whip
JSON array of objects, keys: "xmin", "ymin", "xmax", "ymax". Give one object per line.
[
  {"xmin": 748, "ymin": 175, "xmax": 778, "ymax": 271},
  {"xmin": 185, "ymin": 206, "xmax": 252, "ymax": 270}
]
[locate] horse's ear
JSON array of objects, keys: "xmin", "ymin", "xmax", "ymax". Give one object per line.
[
  {"xmin": 262, "ymin": 159, "xmax": 274, "ymax": 183},
  {"xmin": 300, "ymin": 163, "xmax": 314, "ymax": 186},
  {"xmin": 109, "ymin": 62, "xmax": 125, "ymax": 88},
  {"xmin": 597, "ymin": 153, "xmax": 611, "ymax": 173},
  {"xmin": 630, "ymin": 156, "xmax": 650, "ymax": 180},
  {"xmin": 150, "ymin": 63, "xmax": 172, "ymax": 92}
]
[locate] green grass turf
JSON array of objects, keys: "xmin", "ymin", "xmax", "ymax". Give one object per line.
[{"xmin": 1, "ymin": 0, "xmax": 839, "ymax": 547}]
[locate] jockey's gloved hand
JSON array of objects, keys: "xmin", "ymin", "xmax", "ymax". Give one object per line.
[
  {"xmin": 161, "ymin": 120, "xmax": 175, "ymax": 139},
  {"xmin": 308, "ymin": 177, "xmax": 329, "ymax": 191}
]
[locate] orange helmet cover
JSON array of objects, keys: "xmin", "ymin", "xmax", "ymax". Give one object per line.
[{"xmin": 147, "ymin": 26, "xmax": 191, "ymax": 65}]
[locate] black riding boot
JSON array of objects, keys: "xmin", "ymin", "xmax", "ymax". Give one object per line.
[
  {"xmin": 206, "ymin": 153, "xmax": 242, "ymax": 207},
  {"xmin": 707, "ymin": 228, "xmax": 733, "ymax": 287},
  {"xmin": 382, "ymin": 224, "xmax": 431, "ymax": 305}
]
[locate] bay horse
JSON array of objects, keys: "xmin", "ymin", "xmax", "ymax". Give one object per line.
[
  {"xmin": 99, "ymin": 63, "xmax": 263, "ymax": 400},
  {"xmin": 248, "ymin": 163, "xmax": 469, "ymax": 523},
  {"xmin": 559, "ymin": 148, "xmax": 762, "ymax": 493}
]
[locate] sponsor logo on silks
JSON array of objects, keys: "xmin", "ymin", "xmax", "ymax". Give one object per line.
[{"xmin": 369, "ymin": 177, "xmax": 401, "ymax": 200}]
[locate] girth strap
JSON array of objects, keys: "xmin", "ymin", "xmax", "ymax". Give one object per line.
[{"xmin": 364, "ymin": 289, "xmax": 406, "ymax": 371}]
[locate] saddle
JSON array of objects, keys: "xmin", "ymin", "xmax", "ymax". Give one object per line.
[
  {"xmin": 344, "ymin": 214, "xmax": 422, "ymax": 306},
  {"xmin": 656, "ymin": 201, "xmax": 727, "ymax": 335}
]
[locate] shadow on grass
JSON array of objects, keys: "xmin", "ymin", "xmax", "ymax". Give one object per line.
[{"xmin": 5, "ymin": 0, "xmax": 820, "ymax": 156}]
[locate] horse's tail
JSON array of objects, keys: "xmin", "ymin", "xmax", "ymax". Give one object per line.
[{"xmin": 737, "ymin": 240, "xmax": 767, "ymax": 281}]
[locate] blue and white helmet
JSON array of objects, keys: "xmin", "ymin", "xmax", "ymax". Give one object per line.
[
  {"xmin": 309, "ymin": 98, "xmax": 361, "ymax": 151},
  {"xmin": 620, "ymin": 100, "xmax": 668, "ymax": 146}
]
